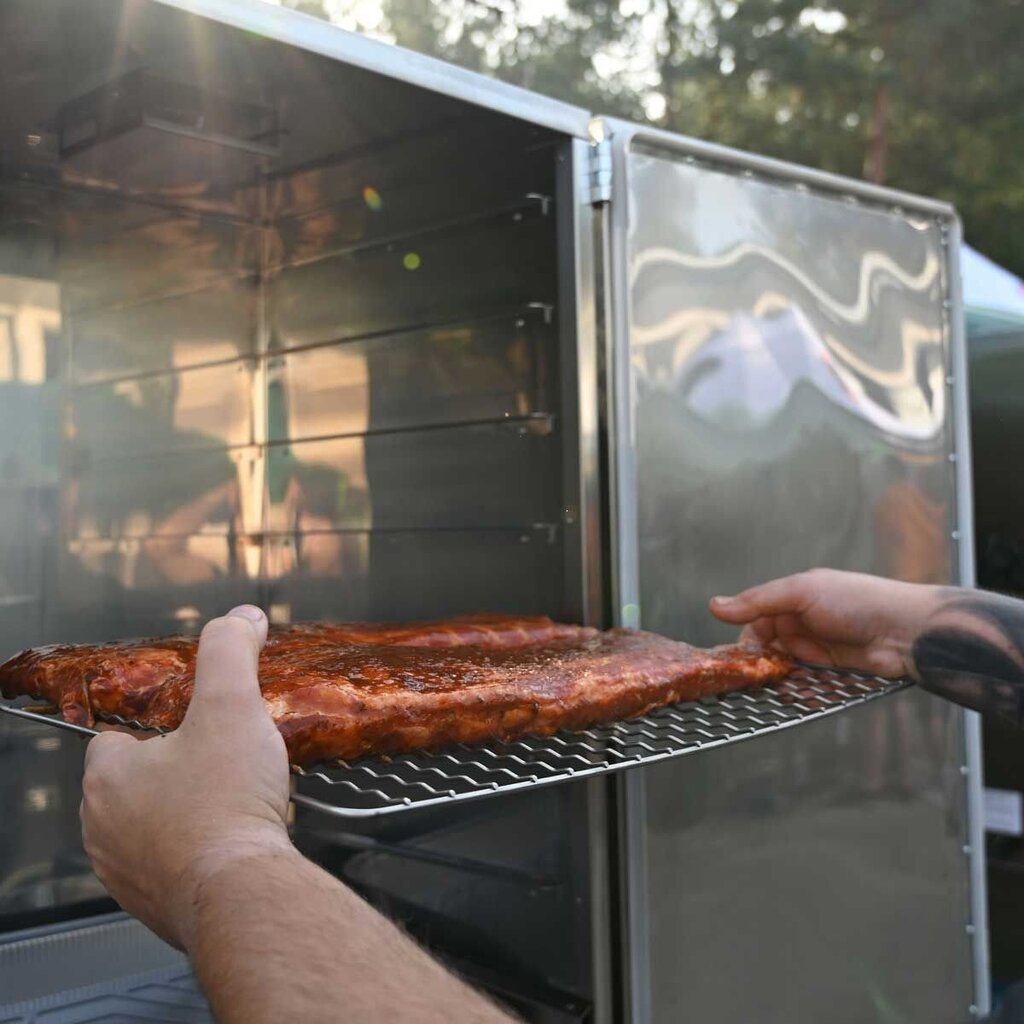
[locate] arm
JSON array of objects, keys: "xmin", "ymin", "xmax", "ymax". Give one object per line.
[
  {"xmin": 710, "ymin": 568, "xmax": 1024, "ymax": 722},
  {"xmin": 81, "ymin": 607, "xmax": 514, "ymax": 1024},
  {"xmin": 190, "ymin": 849, "xmax": 509, "ymax": 1024}
]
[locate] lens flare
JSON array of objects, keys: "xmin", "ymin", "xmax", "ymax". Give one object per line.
[
  {"xmin": 403, "ymin": 252, "xmax": 421, "ymax": 271},
  {"xmin": 362, "ymin": 186, "xmax": 383, "ymax": 212}
]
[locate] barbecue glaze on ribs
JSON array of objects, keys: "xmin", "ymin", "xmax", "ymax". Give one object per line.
[{"xmin": 0, "ymin": 615, "xmax": 792, "ymax": 766}]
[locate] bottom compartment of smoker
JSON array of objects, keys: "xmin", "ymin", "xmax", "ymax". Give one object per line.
[
  {"xmin": 0, "ymin": 964, "xmax": 211, "ymax": 1024},
  {"xmin": 294, "ymin": 664, "xmax": 911, "ymax": 817},
  {"xmin": 0, "ymin": 941, "xmax": 580, "ymax": 1024},
  {"xmin": 0, "ymin": 891, "xmax": 587, "ymax": 1023},
  {"xmin": 0, "ymin": 913, "xmax": 203, "ymax": 1023}
]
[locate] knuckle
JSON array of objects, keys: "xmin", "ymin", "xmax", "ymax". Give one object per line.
[
  {"xmin": 83, "ymin": 732, "xmax": 131, "ymax": 783},
  {"xmin": 798, "ymin": 568, "xmax": 828, "ymax": 590},
  {"xmin": 89, "ymin": 731, "xmax": 128, "ymax": 758},
  {"xmin": 81, "ymin": 764, "xmax": 106, "ymax": 800}
]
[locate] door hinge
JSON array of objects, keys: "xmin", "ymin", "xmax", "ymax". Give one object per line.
[{"xmin": 589, "ymin": 138, "xmax": 612, "ymax": 205}]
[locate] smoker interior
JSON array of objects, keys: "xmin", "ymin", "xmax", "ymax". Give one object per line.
[{"xmin": 0, "ymin": 2, "xmax": 599, "ymax": 1017}]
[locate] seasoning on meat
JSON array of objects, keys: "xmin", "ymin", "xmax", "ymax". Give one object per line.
[{"xmin": 0, "ymin": 614, "xmax": 792, "ymax": 767}]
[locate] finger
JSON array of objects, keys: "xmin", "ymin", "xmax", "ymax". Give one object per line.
[
  {"xmin": 739, "ymin": 620, "xmax": 777, "ymax": 645},
  {"xmin": 775, "ymin": 635, "xmax": 834, "ymax": 665},
  {"xmin": 710, "ymin": 574, "xmax": 813, "ymax": 624},
  {"xmin": 226, "ymin": 604, "xmax": 269, "ymax": 649},
  {"xmin": 184, "ymin": 606, "xmax": 268, "ymax": 727},
  {"xmin": 774, "ymin": 613, "xmax": 805, "ymax": 642},
  {"xmin": 740, "ymin": 611, "xmax": 834, "ymax": 666}
]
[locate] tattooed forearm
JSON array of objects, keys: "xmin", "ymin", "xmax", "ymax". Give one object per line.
[{"xmin": 912, "ymin": 591, "xmax": 1024, "ymax": 724}]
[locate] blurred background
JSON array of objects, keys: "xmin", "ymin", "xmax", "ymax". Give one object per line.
[{"xmin": 271, "ymin": 0, "xmax": 1024, "ymax": 279}]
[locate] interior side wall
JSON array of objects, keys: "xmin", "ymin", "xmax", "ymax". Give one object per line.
[{"xmin": 0, "ymin": 5, "xmax": 598, "ymax": 1018}]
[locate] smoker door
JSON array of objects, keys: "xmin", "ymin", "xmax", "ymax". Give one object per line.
[{"xmin": 602, "ymin": 121, "xmax": 986, "ymax": 1022}]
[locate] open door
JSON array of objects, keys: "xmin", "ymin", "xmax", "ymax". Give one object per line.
[{"xmin": 601, "ymin": 119, "xmax": 987, "ymax": 1023}]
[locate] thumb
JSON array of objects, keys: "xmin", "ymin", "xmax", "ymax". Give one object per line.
[
  {"xmin": 710, "ymin": 575, "xmax": 810, "ymax": 625},
  {"xmin": 184, "ymin": 606, "xmax": 268, "ymax": 728},
  {"xmin": 709, "ymin": 593, "xmax": 759, "ymax": 624}
]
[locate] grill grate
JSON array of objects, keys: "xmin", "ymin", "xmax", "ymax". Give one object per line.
[
  {"xmin": 292, "ymin": 664, "xmax": 910, "ymax": 817},
  {"xmin": 0, "ymin": 664, "xmax": 909, "ymax": 818}
]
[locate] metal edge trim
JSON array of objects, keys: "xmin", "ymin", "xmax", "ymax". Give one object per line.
[
  {"xmin": 149, "ymin": 0, "xmax": 592, "ymax": 139},
  {"xmin": 947, "ymin": 214, "xmax": 992, "ymax": 1018},
  {"xmin": 0, "ymin": 911, "xmax": 133, "ymax": 950},
  {"xmin": 604, "ymin": 129, "xmax": 641, "ymax": 631},
  {"xmin": 597, "ymin": 117, "xmax": 957, "ymax": 219},
  {"xmin": 559, "ymin": 135, "xmax": 615, "ymax": 1024},
  {"xmin": 570, "ymin": 137, "xmax": 605, "ymax": 631},
  {"xmin": 0, "ymin": 704, "xmax": 99, "ymax": 738},
  {"xmin": 603, "ymin": 122, "xmax": 651, "ymax": 1024}
]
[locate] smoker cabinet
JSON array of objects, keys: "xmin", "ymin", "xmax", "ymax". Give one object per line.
[{"xmin": 0, "ymin": 1, "xmax": 986, "ymax": 1021}]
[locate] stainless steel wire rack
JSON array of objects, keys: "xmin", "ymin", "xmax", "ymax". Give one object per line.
[
  {"xmin": 293, "ymin": 663, "xmax": 910, "ymax": 817},
  {"xmin": 0, "ymin": 663, "xmax": 910, "ymax": 818}
]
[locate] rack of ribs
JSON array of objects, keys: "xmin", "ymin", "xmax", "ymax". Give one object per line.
[{"xmin": 0, "ymin": 615, "xmax": 792, "ymax": 767}]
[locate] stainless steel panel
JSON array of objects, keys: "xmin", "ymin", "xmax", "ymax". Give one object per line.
[
  {"xmin": 269, "ymin": 308, "xmax": 554, "ymax": 442},
  {"xmin": 71, "ymin": 359, "xmax": 256, "ymax": 459},
  {"xmin": 264, "ymin": 526, "xmax": 562, "ymax": 624},
  {"xmin": 61, "ymin": 213, "xmax": 258, "ymax": 319},
  {"xmin": 153, "ymin": 0, "xmax": 592, "ymax": 139},
  {"xmin": 68, "ymin": 448, "xmax": 241, "ymax": 540},
  {"xmin": 266, "ymin": 427, "xmax": 557, "ymax": 533},
  {"xmin": 613, "ymin": 139, "xmax": 974, "ymax": 1022},
  {"xmin": 55, "ymin": 68, "xmax": 277, "ymax": 203},
  {"xmin": 268, "ymin": 129, "xmax": 554, "ymax": 254},
  {"xmin": 56, "ymin": 535, "xmax": 260, "ymax": 639},
  {"xmin": 71, "ymin": 279, "xmax": 257, "ymax": 384},
  {"xmin": 593, "ymin": 118, "xmax": 957, "ymax": 220},
  {"xmin": 268, "ymin": 206, "xmax": 556, "ymax": 350},
  {"xmin": 0, "ymin": 718, "xmax": 103, "ymax": 921},
  {"xmin": 644, "ymin": 694, "xmax": 972, "ymax": 1022},
  {"xmin": 0, "ymin": 272, "xmax": 96, "ymax": 929},
  {"xmin": 290, "ymin": 785, "xmax": 595, "ymax": 1022}
]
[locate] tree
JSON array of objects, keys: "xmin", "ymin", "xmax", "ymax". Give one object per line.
[{"xmin": 658, "ymin": 0, "xmax": 1024, "ymax": 274}]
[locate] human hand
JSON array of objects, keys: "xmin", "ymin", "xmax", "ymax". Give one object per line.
[
  {"xmin": 709, "ymin": 568, "xmax": 944, "ymax": 679},
  {"xmin": 80, "ymin": 606, "xmax": 293, "ymax": 951}
]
